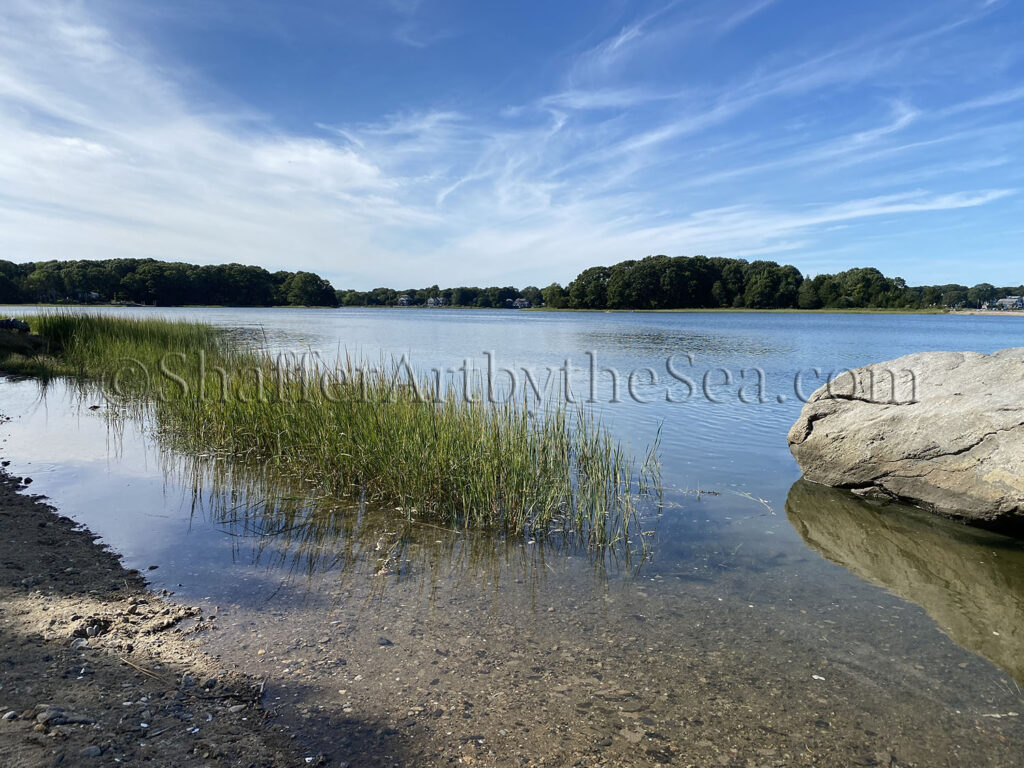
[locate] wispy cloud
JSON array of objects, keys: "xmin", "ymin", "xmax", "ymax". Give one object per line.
[
  {"xmin": 718, "ymin": 0, "xmax": 780, "ymax": 34},
  {"xmin": 943, "ymin": 86, "xmax": 1024, "ymax": 115},
  {"xmin": 0, "ymin": 0, "xmax": 1020, "ymax": 288},
  {"xmin": 385, "ymin": 0, "xmax": 453, "ymax": 48}
]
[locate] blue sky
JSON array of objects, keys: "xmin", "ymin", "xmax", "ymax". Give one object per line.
[{"xmin": 1, "ymin": 0, "xmax": 1022, "ymax": 289}]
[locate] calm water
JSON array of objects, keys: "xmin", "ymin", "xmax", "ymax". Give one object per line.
[{"xmin": 2, "ymin": 307, "xmax": 1024, "ymax": 766}]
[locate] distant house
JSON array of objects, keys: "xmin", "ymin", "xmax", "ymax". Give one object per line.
[
  {"xmin": 396, "ymin": 294, "xmax": 411, "ymax": 306},
  {"xmin": 512, "ymin": 298, "xmax": 531, "ymax": 309},
  {"xmin": 426, "ymin": 296, "xmax": 447, "ymax": 307},
  {"xmin": 995, "ymin": 296, "xmax": 1023, "ymax": 310}
]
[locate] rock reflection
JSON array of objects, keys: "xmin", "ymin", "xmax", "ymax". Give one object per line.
[{"xmin": 786, "ymin": 479, "xmax": 1024, "ymax": 685}]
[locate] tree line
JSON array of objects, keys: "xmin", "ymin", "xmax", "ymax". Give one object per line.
[
  {"xmin": 338, "ymin": 256, "xmax": 1022, "ymax": 311},
  {"xmin": 0, "ymin": 259, "xmax": 339, "ymax": 306},
  {"xmin": 0, "ymin": 255, "xmax": 1018, "ymax": 310},
  {"xmin": 337, "ymin": 285, "xmax": 548, "ymax": 308}
]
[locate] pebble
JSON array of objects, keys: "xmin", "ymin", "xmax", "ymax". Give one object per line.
[
  {"xmin": 229, "ymin": 704, "xmax": 246, "ymax": 714},
  {"xmin": 36, "ymin": 708, "xmax": 63, "ymax": 725},
  {"xmin": 80, "ymin": 746, "xmax": 102, "ymax": 758},
  {"xmin": 2, "ymin": 711, "xmax": 17, "ymax": 721}
]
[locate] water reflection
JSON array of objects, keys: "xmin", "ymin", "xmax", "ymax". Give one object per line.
[
  {"xmin": 576, "ymin": 325, "xmax": 790, "ymax": 358},
  {"xmin": 786, "ymin": 479, "xmax": 1024, "ymax": 685},
  {"xmin": 164, "ymin": 452, "xmax": 654, "ymax": 609}
]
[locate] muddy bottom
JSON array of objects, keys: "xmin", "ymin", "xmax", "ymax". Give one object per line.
[{"xmin": 197, "ymin": 519, "xmax": 1024, "ymax": 768}]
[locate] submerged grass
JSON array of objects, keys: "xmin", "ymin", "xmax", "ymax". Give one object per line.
[{"xmin": 2, "ymin": 313, "xmax": 659, "ymax": 548}]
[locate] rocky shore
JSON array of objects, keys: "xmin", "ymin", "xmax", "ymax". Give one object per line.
[{"xmin": 0, "ymin": 468, "xmax": 316, "ymax": 767}]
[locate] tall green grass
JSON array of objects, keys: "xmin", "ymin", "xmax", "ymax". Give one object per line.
[
  {"xmin": 5, "ymin": 313, "xmax": 659, "ymax": 546},
  {"xmin": 0, "ymin": 313, "xmax": 226, "ymax": 380}
]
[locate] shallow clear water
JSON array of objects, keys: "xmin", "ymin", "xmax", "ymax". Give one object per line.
[{"xmin": 2, "ymin": 307, "xmax": 1023, "ymax": 765}]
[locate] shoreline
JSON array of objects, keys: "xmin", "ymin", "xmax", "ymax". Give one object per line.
[
  {"xmin": 5, "ymin": 304, "xmax": 1024, "ymax": 316},
  {"xmin": 525, "ymin": 306, "xmax": 950, "ymax": 314},
  {"xmin": 0, "ymin": 303, "xmax": 969, "ymax": 314},
  {"xmin": 0, "ymin": 466, "xmax": 318, "ymax": 767},
  {"xmin": 951, "ymin": 309, "xmax": 1024, "ymax": 317}
]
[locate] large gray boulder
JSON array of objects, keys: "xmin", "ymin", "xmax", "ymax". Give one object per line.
[{"xmin": 788, "ymin": 347, "xmax": 1024, "ymax": 524}]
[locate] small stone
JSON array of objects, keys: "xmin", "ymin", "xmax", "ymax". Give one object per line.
[
  {"xmin": 377, "ymin": 637, "xmax": 394, "ymax": 647},
  {"xmin": 621, "ymin": 728, "xmax": 645, "ymax": 744},
  {"xmin": 80, "ymin": 746, "xmax": 102, "ymax": 758},
  {"xmin": 36, "ymin": 709, "xmax": 63, "ymax": 725},
  {"xmin": 85, "ymin": 626, "xmax": 99, "ymax": 638},
  {"xmin": 202, "ymin": 678, "xmax": 217, "ymax": 690},
  {"xmin": 228, "ymin": 704, "xmax": 246, "ymax": 714},
  {"xmin": 182, "ymin": 674, "xmax": 196, "ymax": 687},
  {"xmin": 2, "ymin": 711, "xmax": 17, "ymax": 721}
]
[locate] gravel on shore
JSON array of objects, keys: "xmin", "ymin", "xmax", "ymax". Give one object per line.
[{"xmin": 0, "ymin": 467, "xmax": 318, "ymax": 767}]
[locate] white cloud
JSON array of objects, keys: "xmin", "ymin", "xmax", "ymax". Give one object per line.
[{"xmin": 0, "ymin": 0, "xmax": 1018, "ymax": 289}]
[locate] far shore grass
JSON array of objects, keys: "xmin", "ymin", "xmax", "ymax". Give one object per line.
[
  {"xmin": 525, "ymin": 306, "xmax": 952, "ymax": 314},
  {"xmin": 0, "ymin": 314, "xmax": 658, "ymax": 548}
]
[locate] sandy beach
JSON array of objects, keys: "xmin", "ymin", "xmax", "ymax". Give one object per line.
[{"xmin": 0, "ymin": 467, "xmax": 319, "ymax": 767}]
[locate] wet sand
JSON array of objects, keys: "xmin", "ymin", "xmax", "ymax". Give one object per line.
[{"xmin": 0, "ymin": 469, "xmax": 316, "ymax": 767}]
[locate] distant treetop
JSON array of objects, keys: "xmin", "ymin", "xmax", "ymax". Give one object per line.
[
  {"xmin": 0, "ymin": 258, "xmax": 339, "ymax": 307},
  {"xmin": 0, "ymin": 255, "xmax": 1017, "ymax": 310}
]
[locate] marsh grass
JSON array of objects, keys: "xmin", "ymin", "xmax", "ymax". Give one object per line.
[{"xmin": 7, "ymin": 313, "xmax": 660, "ymax": 548}]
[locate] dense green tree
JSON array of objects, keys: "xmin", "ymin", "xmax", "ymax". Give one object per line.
[
  {"xmin": 450, "ymin": 286, "xmax": 478, "ymax": 306},
  {"xmin": 0, "ymin": 258, "xmax": 337, "ymax": 307},
  {"xmin": 520, "ymin": 285, "xmax": 543, "ymax": 306},
  {"xmin": 797, "ymin": 279, "xmax": 822, "ymax": 309},
  {"xmin": 967, "ymin": 283, "xmax": 997, "ymax": 307},
  {"xmin": 541, "ymin": 283, "xmax": 568, "ymax": 308},
  {"xmin": 0, "ymin": 273, "xmax": 22, "ymax": 303},
  {"xmin": 567, "ymin": 267, "xmax": 610, "ymax": 309},
  {"xmin": 0, "ymin": 256, "xmax": 1010, "ymax": 312},
  {"xmin": 275, "ymin": 272, "xmax": 336, "ymax": 306}
]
